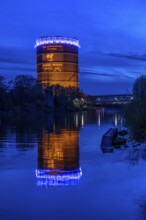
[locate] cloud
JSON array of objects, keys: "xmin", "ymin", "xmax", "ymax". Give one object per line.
[
  {"xmin": 80, "ymin": 51, "xmax": 146, "ymax": 69},
  {"xmin": 79, "ymin": 68, "xmax": 134, "ymax": 84},
  {"xmin": 107, "ymin": 53, "xmax": 146, "ymax": 62},
  {"xmin": 0, "ymin": 64, "xmax": 35, "ymax": 72},
  {"xmin": 0, "ymin": 46, "xmax": 36, "ymax": 78},
  {"xmin": 79, "ymin": 51, "xmax": 146, "ymax": 82},
  {"xmin": 0, "ymin": 46, "xmax": 35, "ymax": 64},
  {"xmin": 80, "ymin": 70, "xmax": 117, "ymax": 78}
]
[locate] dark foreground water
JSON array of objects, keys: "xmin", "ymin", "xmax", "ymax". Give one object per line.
[{"xmin": 0, "ymin": 109, "xmax": 146, "ymax": 220}]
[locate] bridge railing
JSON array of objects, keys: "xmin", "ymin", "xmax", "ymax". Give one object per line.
[{"xmin": 90, "ymin": 94, "xmax": 133, "ymax": 105}]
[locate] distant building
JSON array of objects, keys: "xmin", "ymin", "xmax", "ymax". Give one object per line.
[{"xmin": 35, "ymin": 36, "xmax": 80, "ymax": 88}]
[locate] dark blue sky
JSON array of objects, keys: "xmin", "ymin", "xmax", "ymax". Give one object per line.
[{"xmin": 1, "ymin": 0, "xmax": 146, "ymax": 95}]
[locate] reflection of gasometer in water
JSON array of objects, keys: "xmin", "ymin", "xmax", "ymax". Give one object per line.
[{"xmin": 36, "ymin": 128, "xmax": 82, "ymax": 187}]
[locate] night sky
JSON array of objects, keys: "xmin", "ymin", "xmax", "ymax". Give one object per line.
[{"xmin": 1, "ymin": 0, "xmax": 146, "ymax": 95}]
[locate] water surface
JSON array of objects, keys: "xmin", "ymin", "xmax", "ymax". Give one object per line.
[{"xmin": 0, "ymin": 109, "xmax": 146, "ymax": 220}]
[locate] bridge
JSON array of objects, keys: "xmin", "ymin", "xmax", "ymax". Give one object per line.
[{"xmin": 90, "ymin": 94, "xmax": 133, "ymax": 106}]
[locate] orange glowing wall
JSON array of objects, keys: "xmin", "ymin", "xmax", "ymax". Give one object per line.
[{"xmin": 37, "ymin": 44, "xmax": 79, "ymax": 87}]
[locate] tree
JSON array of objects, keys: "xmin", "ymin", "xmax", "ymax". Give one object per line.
[
  {"xmin": 10, "ymin": 75, "xmax": 37, "ymax": 107},
  {"xmin": 0, "ymin": 76, "xmax": 8, "ymax": 111},
  {"xmin": 125, "ymin": 75, "xmax": 146, "ymax": 141},
  {"xmin": 133, "ymin": 75, "xmax": 146, "ymax": 106}
]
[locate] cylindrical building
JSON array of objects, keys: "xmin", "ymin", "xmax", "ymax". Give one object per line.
[{"xmin": 35, "ymin": 36, "xmax": 80, "ymax": 88}]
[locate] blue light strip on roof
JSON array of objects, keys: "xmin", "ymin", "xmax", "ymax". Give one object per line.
[{"xmin": 35, "ymin": 36, "xmax": 80, "ymax": 48}]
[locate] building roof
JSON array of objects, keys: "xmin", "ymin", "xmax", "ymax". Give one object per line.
[{"xmin": 35, "ymin": 36, "xmax": 80, "ymax": 48}]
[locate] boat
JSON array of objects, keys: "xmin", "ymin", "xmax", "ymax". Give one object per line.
[{"xmin": 100, "ymin": 128, "xmax": 118, "ymax": 153}]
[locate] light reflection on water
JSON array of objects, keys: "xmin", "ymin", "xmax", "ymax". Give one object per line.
[
  {"xmin": 36, "ymin": 115, "xmax": 82, "ymax": 186},
  {"xmin": 0, "ymin": 109, "xmax": 146, "ymax": 220}
]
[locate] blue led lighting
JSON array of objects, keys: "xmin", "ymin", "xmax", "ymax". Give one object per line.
[
  {"xmin": 35, "ymin": 36, "xmax": 80, "ymax": 48},
  {"xmin": 36, "ymin": 168, "xmax": 82, "ymax": 187}
]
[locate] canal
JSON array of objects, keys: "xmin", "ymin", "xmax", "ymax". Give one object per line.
[{"xmin": 0, "ymin": 109, "xmax": 146, "ymax": 220}]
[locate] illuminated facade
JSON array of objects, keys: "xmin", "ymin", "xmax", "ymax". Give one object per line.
[{"xmin": 35, "ymin": 36, "xmax": 80, "ymax": 87}]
